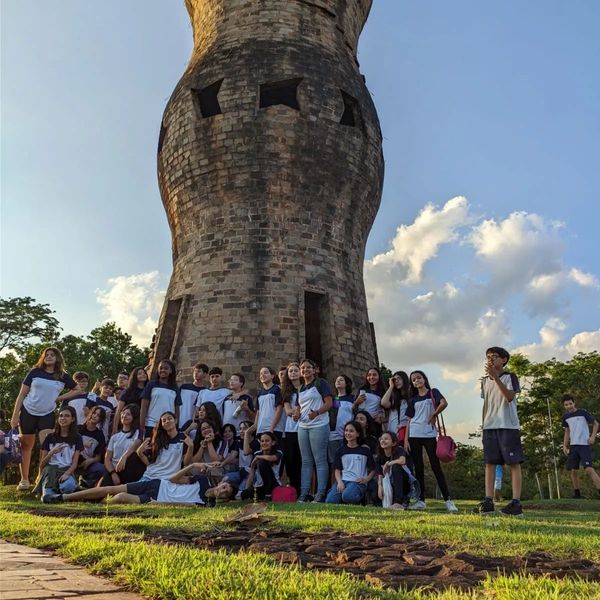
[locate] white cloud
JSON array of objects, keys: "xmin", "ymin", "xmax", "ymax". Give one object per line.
[
  {"xmin": 368, "ymin": 196, "xmax": 471, "ymax": 283},
  {"xmin": 566, "ymin": 330, "xmax": 600, "ymax": 354},
  {"xmin": 96, "ymin": 271, "xmax": 165, "ymax": 347},
  {"xmin": 365, "ymin": 198, "xmax": 600, "ymax": 384}
]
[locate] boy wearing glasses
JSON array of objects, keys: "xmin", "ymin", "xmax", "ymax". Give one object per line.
[{"xmin": 476, "ymin": 346, "xmax": 523, "ymax": 516}]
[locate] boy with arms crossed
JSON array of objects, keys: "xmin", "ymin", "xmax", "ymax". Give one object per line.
[
  {"xmin": 562, "ymin": 394, "xmax": 600, "ymax": 498},
  {"xmin": 477, "ymin": 346, "xmax": 523, "ymax": 516}
]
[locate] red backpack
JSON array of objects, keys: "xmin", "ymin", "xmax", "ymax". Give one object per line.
[{"xmin": 271, "ymin": 485, "xmax": 298, "ymax": 503}]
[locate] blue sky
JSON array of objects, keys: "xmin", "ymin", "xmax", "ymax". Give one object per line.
[{"xmin": 2, "ymin": 1, "xmax": 599, "ymax": 440}]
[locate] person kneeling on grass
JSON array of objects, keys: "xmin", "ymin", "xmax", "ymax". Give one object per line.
[
  {"xmin": 240, "ymin": 431, "xmax": 283, "ymax": 501},
  {"xmin": 43, "ymin": 462, "xmax": 237, "ymax": 505},
  {"xmin": 326, "ymin": 421, "xmax": 376, "ymax": 505}
]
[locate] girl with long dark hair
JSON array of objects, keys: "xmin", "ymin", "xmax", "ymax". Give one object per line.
[
  {"xmin": 139, "ymin": 360, "xmax": 181, "ymax": 439},
  {"xmin": 380, "ymin": 371, "xmax": 410, "ymax": 441},
  {"xmin": 77, "ymin": 406, "xmax": 106, "ymax": 488},
  {"xmin": 405, "ymin": 370, "xmax": 458, "ymax": 512},
  {"xmin": 328, "ymin": 375, "xmax": 355, "ymax": 468},
  {"xmin": 281, "ymin": 362, "xmax": 303, "ymax": 495},
  {"xmin": 10, "ymin": 347, "xmax": 80, "ymax": 490},
  {"xmin": 376, "ymin": 431, "xmax": 410, "ymax": 510},
  {"xmin": 353, "ymin": 367, "xmax": 386, "ymax": 434},
  {"xmin": 112, "ymin": 367, "xmax": 148, "ymax": 434},
  {"xmin": 241, "ymin": 431, "xmax": 284, "ymax": 501}
]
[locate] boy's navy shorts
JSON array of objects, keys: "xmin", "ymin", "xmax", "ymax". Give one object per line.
[
  {"xmin": 126, "ymin": 479, "xmax": 161, "ymax": 503},
  {"xmin": 566, "ymin": 445, "xmax": 593, "ymax": 470},
  {"xmin": 483, "ymin": 429, "xmax": 524, "ymax": 465}
]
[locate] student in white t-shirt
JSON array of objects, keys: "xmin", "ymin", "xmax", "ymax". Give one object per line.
[
  {"xmin": 240, "ymin": 431, "xmax": 283, "ymax": 501},
  {"xmin": 405, "ymin": 370, "xmax": 457, "ymax": 513},
  {"xmin": 352, "ymin": 367, "xmax": 386, "ymax": 433},
  {"xmin": 179, "ymin": 363, "xmax": 207, "ymax": 431},
  {"xmin": 11, "ymin": 347, "xmax": 81, "ymax": 491},
  {"xmin": 222, "ymin": 373, "xmax": 255, "ymax": 434},
  {"xmin": 328, "ymin": 375, "xmax": 355, "ymax": 465},
  {"xmin": 254, "ymin": 367, "xmax": 285, "ymax": 439},
  {"xmin": 139, "ymin": 360, "xmax": 182, "ymax": 438},
  {"xmin": 100, "ymin": 403, "xmax": 145, "ymax": 487},
  {"xmin": 380, "ymin": 371, "xmax": 410, "ymax": 441},
  {"xmin": 92, "ymin": 379, "xmax": 119, "ymax": 442},
  {"xmin": 281, "ymin": 362, "xmax": 303, "ymax": 495},
  {"xmin": 196, "ymin": 367, "xmax": 230, "ymax": 416},
  {"xmin": 61, "ymin": 371, "xmax": 96, "ymax": 426}
]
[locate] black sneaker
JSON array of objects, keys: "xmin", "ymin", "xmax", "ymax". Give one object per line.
[
  {"xmin": 500, "ymin": 500, "xmax": 523, "ymax": 517},
  {"xmin": 474, "ymin": 498, "xmax": 495, "ymax": 515},
  {"xmin": 42, "ymin": 493, "xmax": 63, "ymax": 504}
]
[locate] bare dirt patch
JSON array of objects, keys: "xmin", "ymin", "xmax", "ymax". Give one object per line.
[{"xmin": 147, "ymin": 527, "xmax": 600, "ymax": 592}]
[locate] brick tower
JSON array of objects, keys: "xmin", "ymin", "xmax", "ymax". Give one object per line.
[{"xmin": 152, "ymin": 0, "xmax": 384, "ymax": 386}]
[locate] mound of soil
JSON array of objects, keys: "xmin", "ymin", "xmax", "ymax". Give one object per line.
[{"xmin": 148, "ymin": 527, "xmax": 600, "ymax": 592}]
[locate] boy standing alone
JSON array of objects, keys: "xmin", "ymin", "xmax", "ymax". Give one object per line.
[
  {"xmin": 562, "ymin": 394, "xmax": 600, "ymax": 498},
  {"xmin": 477, "ymin": 346, "xmax": 524, "ymax": 516}
]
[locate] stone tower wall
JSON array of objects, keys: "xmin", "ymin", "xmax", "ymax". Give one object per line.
[{"xmin": 152, "ymin": 0, "xmax": 384, "ymax": 388}]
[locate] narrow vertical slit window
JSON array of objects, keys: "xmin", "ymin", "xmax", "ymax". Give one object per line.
[
  {"xmin": 339, "ymin": 90, "xmax": 361, "ymax": 128},
  {"xmin": 259, "ymin": 78, "xmax": 302, "ymax": 110},
  {"xmin": 192, "ymin": 79, "xmax": 223, "ymax": 118},
  {"xmin": 157, "ymin": 122, "xmax": 167, "ymax": 154}
]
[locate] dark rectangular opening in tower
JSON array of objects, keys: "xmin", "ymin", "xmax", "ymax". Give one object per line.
[
  {"xmin": 154, "ymin": 297, "xmax": 183, "ymax": 362},
  {"xmin": 260, "ymin": 78, "xmax": 302, "ymax": 110},
  {"xmin": 192, "ymin": 79, "xmax": 223, "ymax": 118},
  {"xmin": 157, "ymin": 122, "xmax": 167, "ymax": 154},
  {"xmin": 304, "ymin": 291, "xmax": 325, "ymax": 369},
  {"xmin": 340, "ymin": 90, "xmax": 361, "ymax": 128}
]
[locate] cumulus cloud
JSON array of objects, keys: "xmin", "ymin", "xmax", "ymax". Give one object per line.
[
  {"xmin": 96, "ymin": 271, "xmax": 166, "ymax": 347},
  {"xmin": 368, "ymin": 196, "xmax": 471, "ymax": 283},
  {"xmin": 365, "ymin": 197, "xmax": 600, "ymax": 384}
]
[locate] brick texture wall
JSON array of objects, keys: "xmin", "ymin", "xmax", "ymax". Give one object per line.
[{"xmin": 151, "ymin": 0, "xmax": 384, "ymax": 389}]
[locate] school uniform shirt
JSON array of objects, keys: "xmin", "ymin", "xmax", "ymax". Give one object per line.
[
  {"xmin": 334, "ymin": 445, "xmax": 375, "ymax": 482},
  {"xmin": 375, "ymin": 446, "xmax": 407, "ymax": 475},
  {"xmin": 298, "ymin": 379, "xmax": 333, "ymax": 429},
  {"xmin": 239, "ymin": 438, "xmax": 259, "ymax": 470},
  {"xmin": 562, "ymin": 409, "xmax": 597, "ymax": 446},
  {"xmin": 22, "ymin": 369, "xmax": 77, "ymax": 416},
  {"xmin": 329, "ymin": 394, "xmax": 355, "ymax": 441},
  {"xmin": 179, "ymin": 384, "xmax": 204, "ymax": 429},
  {"xmin": 196, "ymin": 387, "xmax": 230, "ymax": 415},
  {"xmin": 222, "ymin": 393, "xmax": 255, "ymax": 432},
  {"xmin": 41, "ymin": 433, "xmax": 84, "ymax": 469},
  {"xmin": 387, "ymin": 400, "xmax": 409, "ymax": 434},
  {"xmin": 93, "ymin": 396, "xmax": 118, "ymax": 441},
  {"xmin": 480, "ymin": 372, "xmax": 521, "ymax": 430},
  {"xmin": 106, "ymin": 429, "xmax": 140, "ymax": 468},
  {"xmin": 358, "ymin": 389, "xmax": 384, "ymax": 420},
  {"xmin": 142, "ymin": 382, "xmax": 182, "ymax": 428},
  {"xmin": 156, "ymin": 474, "xmax": 207, "ymax": 504},
  {"xmin": 143, "ymin": 431, "xmax": 187, "ymax": 480},
  {"xmin": 61, "ymin": 393, "xmax": 96, "ymax": 425},
  {"xmin": 252, "ymin": 449, "xmax": 283, "ymax": 487},
  {"xmin": 222, "ymin": 440, "xmax": 240, "ymax": 472},
  {"xmin": 256, "ymin": 385, "xmax": 285, "ymax": 433},
  {"xmin": 284, "ymin": 390, "xmax": 301, "ymax": 433},
  {"xmin": 406, "ymin": 389, "xmax": 444, "ymax": 438},
  {"xmin": 118, "ymin": 387, "xmax": 144, "ymax": 409},
  {"xmin": 77, "ymin": 425, "xmax": 106, "ymax": 460}
]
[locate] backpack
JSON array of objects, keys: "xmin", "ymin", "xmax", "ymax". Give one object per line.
[
  {"xmin": 272, "ymin": 485, "xmax": 297, "ymax": 503},
  {"xmin": 4, "ymin": 428, "xmax": 22, "ymax": 465}
]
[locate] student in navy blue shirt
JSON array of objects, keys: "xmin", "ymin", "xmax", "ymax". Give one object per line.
[
  {"xmin": 10, "ymin": 347, "xmax": 81, "ymax": 491},
  {"xmin": 113, "ymin": 367, "xmax": 148, "ymax": 435},
  {"xmin": 326, "ymin": 421, "xmax": 375, "ymax": 504},
  {"xmin": 405, "ymin": 370, "xmax": 458, "ymax": 513},
  {"xmin": 562, "ymin": 394, "xmax": 600, "ymax": 498},
  {"xmin": 139, "ymin": 360, "xmax": 181, "ymax": 438}
]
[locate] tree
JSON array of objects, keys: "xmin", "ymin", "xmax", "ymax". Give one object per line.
[{"xmin": 0, "ymin": 297, "xmax": 60, "ymax": 353}]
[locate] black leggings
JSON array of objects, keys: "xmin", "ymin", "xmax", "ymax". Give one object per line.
[
  {"xmin": 409, "ymin": 437, "xmax": 450, "ymax": 501},
  {"xmin": 389, "ymin": 464, "xmax": 410, "ymax": 505},
  {"xmin": 241, "ymin": 459, "xmax": 279, "ymax": 500},
  {"xmin": 282, "ymin": 432, "xmax": 301, "ymax": 495},
  {"xmin": 98, "ymin": 454, "xmax": 146, "ymax": 487}
]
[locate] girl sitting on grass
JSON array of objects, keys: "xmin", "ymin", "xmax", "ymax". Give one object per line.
[
  {"xmin": 36, "ymin": 406, "xmax": 83, "ymax": 502},
  {"xmin": 99, "ymin": 403, "xmax": 145, "ymax": 487},
  {"xmin": 241, "ymin": 431, "xmax": 283, "ymax": 501},
  {"xmin": 326, "ymin": 421, "xmax": 376, "ymax": 505},
  {"xmin": 376, "ymin": 431, "xmax": 410, "ymax": 510},
  {"xmin": 76, "ymin": 406, "xmax": 106, "ymax": 488}
]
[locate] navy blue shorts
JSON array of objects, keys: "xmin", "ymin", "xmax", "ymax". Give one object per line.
[
  {"xmin": 566, "ymin": 445, "xmax": 593, "ymax": 470},
  {"xmin": 126, "ymin": 479, "xmax": 161, "ymax": 503},
  {"xmin": 19, "ymin": 407, "xmax": 55, "ymax": 435},
  {"xmin": 483, "ymin": 429, "xmax": 524, "ymax": 465}
]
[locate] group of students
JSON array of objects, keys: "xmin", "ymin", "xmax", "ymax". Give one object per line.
[{"xmin": 6, "ymin": 346, "xmax": 600, "ymax": 512}]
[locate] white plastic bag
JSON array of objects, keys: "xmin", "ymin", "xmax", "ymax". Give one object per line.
[{"xmin": 382, "ymin": 473, "xmax": 394, "ymax": 508}]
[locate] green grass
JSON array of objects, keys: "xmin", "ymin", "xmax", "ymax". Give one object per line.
[{"xmin": 1, "ymin": 486, "xmax": 599, "ymax": 599}]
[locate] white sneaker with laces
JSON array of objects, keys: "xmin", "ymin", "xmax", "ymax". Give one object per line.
[
  {"xmin": 17, "ymin": 480, "xmax": 30, "ymax": 491},
  {"xmin": 445, "ymin": 499, "xmax": 459, "ymax": 513},
  {"xmin": 407, "ymin": 500, "xmax": 427, "ymax": 510}
]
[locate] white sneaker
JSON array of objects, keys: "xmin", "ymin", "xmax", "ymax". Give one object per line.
[
  {"xmin": 445, "ymin": 499, "xmax": 459, "ymax": 513},
  {"xmin": 407, "ymin": 500, "xmax": 427, "ymax": 510},
  {"xmin": 17, "ymin": 480, "xmax": 30, "ymax": 491},
  {"xmin": 390, "ymin": 503, "xmax": 405, "ymax": 511}
]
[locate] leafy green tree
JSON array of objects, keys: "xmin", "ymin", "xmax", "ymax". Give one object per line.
[{"xmin": 0, "ymin": 297, "xmax": 60, "ymax": 353}]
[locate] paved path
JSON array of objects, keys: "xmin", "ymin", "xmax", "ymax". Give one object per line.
[{"xmin": 0, "ymin": 539, "xmax": 143, "ymax": 600}]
